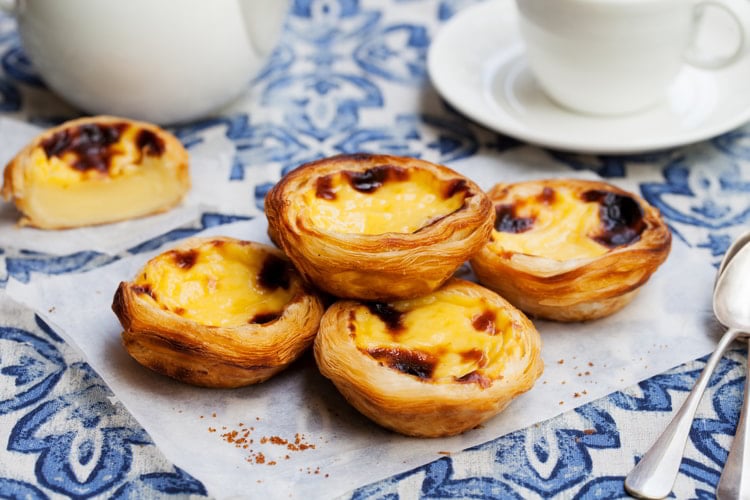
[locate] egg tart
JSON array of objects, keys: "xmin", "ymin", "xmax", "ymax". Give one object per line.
[
  {"xmin": 112, "ymin": 236, "xmax": 324, "ymax": 388},
  {"xmin": 2, "ymin": 115, "xmax": 190, "ymax": 229},
  {"xmin": 265, "ymin": 153, "xmax": 494, "ymax": 301},
  {"xmin": 314, "ymin": 278, "xmax": 543, "ymax": 437},
  {"xmin": 470, "ymin": 179, "xmax": 672, "ymax": 322}
]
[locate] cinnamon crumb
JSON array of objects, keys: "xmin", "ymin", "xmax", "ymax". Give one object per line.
[
  {"xmin": 583, "ymin": 429, "xmax": 596, "ymax": 435},
  {"xmin": 270, "ymin": 436, "xmax": 287, "ymax": 445},
  {"xmin": 209, "ymin": 420, "xmax": 319, "ymax": 468}
]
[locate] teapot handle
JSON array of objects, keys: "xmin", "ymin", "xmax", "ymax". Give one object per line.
[
  {"xmin": 0, "ymin": 0, "xmax": 16, "ymax": 14},
  {"xmin": 238, "ymin": 0, "xmax": 289, "ymax": 56}
]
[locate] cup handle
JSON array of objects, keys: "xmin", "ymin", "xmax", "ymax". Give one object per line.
[
  {"xmin": 685, "ymin": 0, "xmax": 750, "ymax": 69},
  {"xmin": 0, "ymin": 0, "xmax": 16, "ymax": 14}
]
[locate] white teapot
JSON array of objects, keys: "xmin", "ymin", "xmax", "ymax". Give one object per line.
[{"xmin": 1, "ymin": 0, "xmax": 289, "ymax": 124}]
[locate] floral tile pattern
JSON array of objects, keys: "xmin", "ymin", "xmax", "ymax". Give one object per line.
[{"xmin": 0, "ymin": 0, "xmax": 748, "ymax": 497}]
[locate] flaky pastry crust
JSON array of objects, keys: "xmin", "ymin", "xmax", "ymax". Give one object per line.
[
  {"xmin": 112, "ymin": 237, "xmax": 324, "ymax": 388},
  {"xmin": 265, "ymin": 153, "xmax": 493, "ymax": 301},
  {"xmin": 314, "ymin": 279, "xmax": 543, "ymax": 437},
  {"xmin": 470, "ymin": 179, "xmax": 672, "ymax": 322},
  {"xmin": 2, "ymin": 115, "xmax": 190, "ymax": 229}
]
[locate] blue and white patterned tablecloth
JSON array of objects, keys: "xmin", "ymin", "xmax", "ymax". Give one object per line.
[{"xmin": 0, "ymin": 1, "xmax": 749, "ymax": 498}]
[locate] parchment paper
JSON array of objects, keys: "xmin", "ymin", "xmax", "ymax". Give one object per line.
[{"xmin": 7, "ymin": 211, "xmax": 721, "ymax": 499}]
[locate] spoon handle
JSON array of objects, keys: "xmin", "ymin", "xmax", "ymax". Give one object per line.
[
  {"xmin": 625, "ymin": 328, "xmax": 742, "ymax": 499},
  {"xmin": 716, "ymin": 336, "xmax": 750, "ymax": 500}
]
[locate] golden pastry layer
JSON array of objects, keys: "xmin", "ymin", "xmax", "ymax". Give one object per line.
[
  {"xmin": 2, "ymin": 115, "xmax": 190, "ymax": 229},
  {"xmin": 265, "ymin": 153, "xmax": 494, "ymax": 301},
  {"xmin": 112, "ymin": 236, "xmax": 324, "ymax": 388},
  {"xmin": 314, "ymin": 279, "xmax": 543, "ymax": 437},
  {"xmin": 470, "ymin": 179, "xmax": 672, "ymax": 322}
]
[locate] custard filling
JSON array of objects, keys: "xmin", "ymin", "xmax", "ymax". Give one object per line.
[
  {"xmin": 302, "ymin": 166, "xmax": 468, "ymax": 234},
  {"xmin": 351, "ymin": 287, "xmax": 523, "ymax": 384},
  {"xmin": 488, "ymin": 186, "xmax": 644, "ymax": 260},
  {"xmin": 132, "ymin": 240, "xmax": 295, "ymax": 328}
]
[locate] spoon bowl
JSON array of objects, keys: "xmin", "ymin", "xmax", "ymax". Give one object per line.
[
  {"xmin": 718, "ymin": 230, "xmax": 750, "ymax": 279},
  {"xmin": 714, "ymin": 242, "xmax": 750, "ymax": 331}
]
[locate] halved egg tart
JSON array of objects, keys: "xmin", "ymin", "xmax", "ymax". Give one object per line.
[
  {"xmin": 112, "ymin": 236, "xmax": 324, "ymax": 388},
  {"xmin": 265, "ymin": 153, "xmax": 494, "ymax": 301},
  {"xmin": 470, "ymin": 179, "xmax": 672, "ymax": 322},
  {"xmin": 2, "ymin": 115, "xmax": 190, "ymax": 229},
  {"xmin": 314, "ymin": 279, "xmax": 543, "ymax": 437}
]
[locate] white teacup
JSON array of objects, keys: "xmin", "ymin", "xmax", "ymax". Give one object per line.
[
  {"xmin": 515, "ymin": 0, "xmax": 750, "ymax": 116},
  {"xmin": 0, "ymin": 0, "xmax": 289, "ymax": 124}
]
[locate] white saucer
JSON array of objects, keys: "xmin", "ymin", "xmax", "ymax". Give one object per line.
[{"xmin": 427, "ymin": 0, "xmax": 750, "ymax": 154}]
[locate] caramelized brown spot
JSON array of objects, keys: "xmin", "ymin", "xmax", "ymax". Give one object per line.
[
  {"xmin": 172, "ymin": 249, "xmax": 199, "ymax": 270},
  {"xmin": 250, "ymin": 312, "xmax": 281, "ymax": 324},
  {"xmin": 460, "ymin": 349, "xmax": 488, "ymax": 368},
  {"xmin": 494, "ymin": 204, "xmax": 535, "ymax": 233},
  {"xmin": 366, "ymin": 302, "xmax": 405, "ymax": 333},
  {"xmin": 131, "ymin": 284, "xmax": 154, "ymax": 299},
  {"xmin": 257, "ymin": 254, "xmax": 291, "ymax": 290},
  {"xmin": 347, "ymin": 310, "xmax": 357, "ymax": 336},
  {"xmin": 456, "ymin": 370, "xmax": 492, "ymax": 388},
  {"xmin": 581, "ymin": 190, "xmax": 646, "ymax": 248},
  {"xmin": 41, "ymin": 122, "xmax": 128, "ymax": 173},
  {"xmin": 174, "ymin": 307, "xmax": 186, "ymax": 315},
  {"xmin": 367, "ymin": 347, "xmax": 436, "ymax": 379},
  {"xmin": 443, "ymin": 179, "xmax": 469, "ymax": 199},
  {"xmin": 136, "ymin": 129, "xmax": 165, "ymax": 156},
  {"xmin": 315, "ymin": 175, "xmax": 336, "ymax": 200},
  {"xmin": 538, "ymin": 186, "xmax": 556, "ymax": 204},
  {"xmin": 344, "ymin": 165, "xmax": 408, "ymax": 193},
  {"xmin": 472, "ymin": 310, "xmax": 496, "ymax": 334}
]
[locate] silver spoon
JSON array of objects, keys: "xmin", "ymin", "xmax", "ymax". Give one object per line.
[
  {"xmin": 718, "ymin": 231, "xmax": 750, "ymax": 277},
  {"xmin": 625, "ymin": 235, "xmax": 750, "ymax": 499},
  {"xmin": 714, "ymin": 242, "xmax": 750, "ymax": 499}
]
